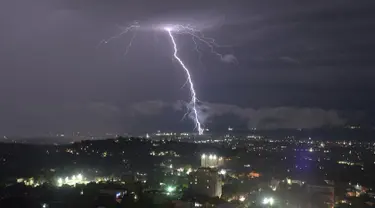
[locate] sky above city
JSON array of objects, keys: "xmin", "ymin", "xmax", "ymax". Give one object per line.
[{"xmin": 1, "ymin": 0, "xmax": 375, "ymax": 136}]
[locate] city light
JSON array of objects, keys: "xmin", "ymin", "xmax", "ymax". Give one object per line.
[
  {"xmin": 166, "ymin": 186, "xmax": 176, "ymax": 193},
  {"xmin": 194, "ymin": 202, "xmax": 203, "ymax": 207},
  {"xmin": 205, "ymin": 154, "xmax": 219, "ymax": 160},
  {"xmin": 239, "ymin": 196, "xmax": 246, "ymax": 202},
  {"xmin": 262, "ymin": 197, "xmax": 274, "ymax": 205},
  {"xmin": 219, "ymin": 169, "xmax": 226, "ymax": 175},
  {"xmin": 57, "ymin": 174, "xmax": 86, "ymax": 187},
  {"xmin": 177, "ymin": 168, "xmax": 184, "ymax": 172},
  {"xmin": 201, "ymin": 153, "xmax": 224, "ymax": 168}
]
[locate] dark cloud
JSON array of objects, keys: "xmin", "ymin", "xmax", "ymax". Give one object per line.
[
  {"xmin": 279, "ymin": 56, "xmax": 300, "ymax": 64},
  {"xmin": 130, "ymin": 100, "xmax": 167, "ymax": 116},
  {"xmin": 134, "ymin": 100, "xmax": 347, "ymax": 130},
  {"xmin": 88, "ymin": 102, "xmax": 120, "ymax": 117}
]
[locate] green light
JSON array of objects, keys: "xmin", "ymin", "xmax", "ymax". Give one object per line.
[{"xmin": 166, "ymin": 186, "xmax": 176, "ymax": 193}]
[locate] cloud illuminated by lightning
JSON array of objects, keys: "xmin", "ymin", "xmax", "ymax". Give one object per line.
[{"xmin": 99, "ymin": 22, "xmax": 235, "ymax": 135}]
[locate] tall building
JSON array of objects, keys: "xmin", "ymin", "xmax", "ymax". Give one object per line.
[
  {"xmin": 189, "ymin": 154, "xmax": 224, "ymax": 198},
  {"xmin": 189, "ymin": 168, "xmax": 222, "ymax": 198},
  {"xmin": 200, "ymin": 154, "xmax": 224, "ymax": 168}
]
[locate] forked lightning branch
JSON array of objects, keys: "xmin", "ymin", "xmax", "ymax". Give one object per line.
[{"xmin": 99, "ymin": 22, "xmax": 230, "ymax": 135}]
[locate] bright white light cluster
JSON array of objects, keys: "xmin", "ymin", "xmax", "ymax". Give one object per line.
[
  {"xmin": 201, "ymin": 154, "xmax": 222, "ymax": 160},
  {"xmin": 57, "ymin": 174, "xmax": 84, "ymax": 187},
  {"xmin": 263, "ymin": 197, "xmax": 274, "ymax": 205},
  {"xmin": 219, "ymin": 169, "xmax": 226, "ymax": 175}
]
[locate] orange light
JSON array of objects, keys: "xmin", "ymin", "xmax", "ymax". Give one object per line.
[{"xmin": 248, "ymin": 171, "xmax": 260, "ymax": 178}]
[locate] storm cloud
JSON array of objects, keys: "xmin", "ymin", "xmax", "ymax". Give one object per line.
[
  {"xmin": 0, "ymin": 0, "xmax": 374, "ymax": 135},
  {"xmin": 133, "ymin": 100, "xmax": 346, "ymax": 130}
]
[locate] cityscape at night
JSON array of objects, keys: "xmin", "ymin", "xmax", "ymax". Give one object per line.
[
  {"xmin": 1, "ymin": 0, "xmax": 375, "ymax": 207},
  {"xmin": 2, "ymin": 129, "xmax": 375, "ymax": 207}
]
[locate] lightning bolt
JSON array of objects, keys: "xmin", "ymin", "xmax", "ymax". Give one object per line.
[
  {"xmin": 192, "ymin": 36, "xmax": 204, "ymax": 66},
  {"xmin": 166, "ymin": 28, "xmax": 204, "ymax": 135},
  {"xmin": 98, "ymin": 22, "xmax": 234, "ymax": 135},
  {"xmin": 167, "ymin": 25, "xmax": 230, "ymax": 61},
  {"xmin": 123, "ymin": 29, "xmax": 138, "ymax": 56},
  {"xmin": 97, "ymin": 22, "xmax": 140, "ymax": 57}
]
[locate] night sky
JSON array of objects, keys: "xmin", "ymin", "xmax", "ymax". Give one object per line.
[{"xmin": 1, "ymin": 0, "xmax": 375, "ymax": 136}]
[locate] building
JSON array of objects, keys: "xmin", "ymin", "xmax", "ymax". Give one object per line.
[
  {"xmin": 307, "ymin": 184, "xmax": 334, "ymax": 208},
  {"xmin": 201, "ymin": 154, "xmax": 224, "ymax": 168},
  {"xmin": 189, "ymin": 168, "xmax": 222, "ymax": 198}
]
